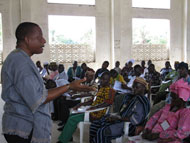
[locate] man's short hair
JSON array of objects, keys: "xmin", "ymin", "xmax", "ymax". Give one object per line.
[
  {"xmin": 134, "ymin": 64, "xmax": 141, "ymax": 70},
  {"xmin": 15, "ymin": 22, "xmax": 39, "ymax": 44},
  {"xmin": 103, "ymin": 61, "xmax": 109, "ymax": 65}
]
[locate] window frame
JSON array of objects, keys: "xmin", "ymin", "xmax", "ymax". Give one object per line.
[
  {"xmin": 132, "ymin": 0, "xmax": 170, "ymax": 10},
  {"xmin": 47, "ymin": 0, "xmax": 95, "ymax": 5}
]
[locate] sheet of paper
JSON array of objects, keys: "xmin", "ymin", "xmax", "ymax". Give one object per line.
[
  {"xmin": 113, "ymin": 81, "xmax": 131, "ymax": 94},
  {"xmin": 55, "ymin": 79, "xmax": 69, "ymax": 87},
  {"xmin": 71, "ymin": 106, "xmax": 91, "ymax": 114},
  {"xmin": 73, "ymin": 77, "xmax": 80, "ymax": 80},
  {"xmin": 63, "ymin": 93, "xmax": 71, "ymax": 97}
]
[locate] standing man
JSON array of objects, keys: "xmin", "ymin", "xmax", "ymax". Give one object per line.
[{"xmin": 1, "ymin": 22, "xmax": 94, "ymax": 143}]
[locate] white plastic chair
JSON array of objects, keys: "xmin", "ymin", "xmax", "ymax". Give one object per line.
[
  {"xmin": 114, "ymin": 122, "xmax": 157, "ymax": 143},
  {"xmin": 67, "ymin": 93, "xmax": 93, "ymax": 102},
  {"xmin": 114, "ymin": 122, "xmax": 130, "ymax": 143},
  {"xmin": 78, "ymin": 106, "xmax": 110, "ymax": 143},
  {"xmin": 149, "ymin": 85, "xmax": 161, "ymax": 106}
]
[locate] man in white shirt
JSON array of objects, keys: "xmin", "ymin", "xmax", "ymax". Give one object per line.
[{"xmin": 54, "ymin": 64, "xmax": 68, "ymax": 81}]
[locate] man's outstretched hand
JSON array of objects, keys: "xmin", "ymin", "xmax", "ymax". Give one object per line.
[{"xmin": 69, "ymin": 78, "xmax": 96, "ymax": 92}]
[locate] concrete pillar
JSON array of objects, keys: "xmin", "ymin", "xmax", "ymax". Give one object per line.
[
  {"xmin": 184, "ymin": 0, "xmax": 190, "ymax": 63},
  {"xmin": 95, "ymin": 0, "xmax": 112, "ymax": 69},
  {"xmin": 120, "ymin": 0, "xmax": 132, "ymax": 66},
  {"xmin": 170, "ymin": 0, "xmax": 183, "ymax": 63}
]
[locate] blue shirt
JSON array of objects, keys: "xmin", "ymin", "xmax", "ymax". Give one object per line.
[{"xmin": 1, "ymin": 48, "xmax": 51, "ymax": 143}]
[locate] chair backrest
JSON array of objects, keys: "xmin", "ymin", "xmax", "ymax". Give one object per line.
[
  {"xmin": 149, "ymin": 85, "xmax": 161, "ymax": 106},
  {"xmin": 84, "ymin": 105, "xmax": 111, "ymax": 122}
]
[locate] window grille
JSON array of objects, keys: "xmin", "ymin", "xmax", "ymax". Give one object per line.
[
  {"xmin": 49, "ymin": 44, "xmax": 95, "ymax": 63},
  {"xmin": 132, "ymin": 44, "xmax": 169, "ymax": 61}
]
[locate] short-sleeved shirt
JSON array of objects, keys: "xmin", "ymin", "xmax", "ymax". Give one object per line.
[
  {"xmin": 1, "ymin": 48, "xmax": 51, "ymax": 143},
  {"xmin": 110, "ymin": 74, "xmax": 126, "ymax": 87}
]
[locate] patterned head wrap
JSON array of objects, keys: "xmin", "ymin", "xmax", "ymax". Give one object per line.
[
  {"xmin": 170, "ymin": 78, "xmax": 190, "ymax": 101},
  {"xmin": 134, "ymin": 77, "xmax": 149, "ymax": 91}
]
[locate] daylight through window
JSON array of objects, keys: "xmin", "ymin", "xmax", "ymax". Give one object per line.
[
  {"xmin": 47, "ymin": 0, "xmax": 95, "ymax": 5},
  {"xmin": 132, "ymin": 18, "xmax": 170, "ymax": 61},
  {"xmin": 132, "ymin": 0, "xmax": 170, "ymax": 9},
  {"xmin": 48, "ymin": 15, "xmax": 96, "ymax": 63}
]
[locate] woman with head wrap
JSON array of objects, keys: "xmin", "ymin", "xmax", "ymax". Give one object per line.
[
  {"xmin": 142, "ymin": 79, "xmax": 190, "ymax": 143},
  {"xmin": 89, "ymin": 77, "xmax": 150, "ymax": 143}
]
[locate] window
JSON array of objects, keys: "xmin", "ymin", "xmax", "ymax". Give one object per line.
[
  {"xmin": 132, "ymin": 0, "xmax": 170, "ymax": 9},
  {"xmin": 132, "ymin": 18, "xmax": 170, "ymax": 61},
  {"xmin": 47, "ymin": 0, "xmax": 95, "ymax": 5},
  {"xmin": 0, "ymin": 13, "xmax": 3, "ymax": 64},
  {"xmin": 48, "ymin": 15, "xmax": 96, "ymax": 63}
]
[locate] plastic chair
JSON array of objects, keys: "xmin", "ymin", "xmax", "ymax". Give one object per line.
[
  {"xmin": 114, "ymin": 122, "xmax": 130, "ymax": 143},
  {"xmin": 78, "ymin": 106, "xmax": 110, "ymax": 143},
  {"xmin": 149, "ymin": 85, "xmax": 161, "ymax": 106}
]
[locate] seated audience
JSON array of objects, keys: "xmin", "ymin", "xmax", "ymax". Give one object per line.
[
  {"xmin": 121, "ymin": 62, "xmax": 128, "ymax": 77},
  {"xmin": 149, "ymin": 62, "xmax": 188, "ymax": 117},
  {"xmin": 57, "ymin": 72, "xmax": 115, "ymax": 143},
  {"xmin": 160, "ymin": 61, "xmax": 173, "ymax": 80},
  {"xmin": 45, "ymin": 62, "xmax": 59, "ymax": 80},
  {"xmin": 121, "ymin": 60, "xmax": 134, "ymax": 78},
  {"xmin": 113, "ymin": 64, "xmax": 143, "ymax": 113},
  {"xmin": 83, "ymin": 68, "xmax": 96, "ymax": 86},
  {"xmin": 142, "ymin": 81, "xmax": 190, "ymax": 142},
  {"xmin": 110, "ymin": 69, "xmax": 126, "ymax": 87},
  {"xmin": 54, "ymin": 64, "xmax": 68, "ymax": 81},
  {"xmin": 67, "ymin": 61, "xmax": 82, "ymax": 82},
  {"xmin": 178, "ymin": 62, "xmax": 190, "ymax": 82},
  {"xmin": 55, "ymin": 78, "xmax": 80, "ymax": 131},
  {"xmin": 145, "ymin": 64, "xmax": 161, "ymax": 94},
  {"xmin": 71, "ymin": 68, "xmax": 98, "ymax": 100},
  {"xmin": 80, "ymin": 62, "xmax": 89, "ymax": 79},
  {"xmin": 36, "ymin": 60, "xmax": 43, "ymax": 73},
  {"xmin": 122, "ymin": 64, "xmax": 143, "ymax": 91},
  {"xmin": 147, "ymin": 60, "xmax": 152, "ymax": 67},
  {"xmin": 94, "ymin": 61, "xmax": 109, "ymax": 81},
  {"xmin": 89, "ymin": 77, "xmax": 150, "ymax": 143},
  {"xmin": 153, "ymin": 61, "xmax": 180, "ymax": 105},
  {"xmin": 114, "ymin": 61, "xmax": 121, "ymax": 74},
  {"xmin": 40, "ymin": 62, "xmax": 50, "ymax": 77},
  {"xmin": 159, "ymin": 61, "xmax": 180, "ymax": 92},
  {"xmin": 141, "ymin": 60, "xmax": 148, "ymax": 77}
]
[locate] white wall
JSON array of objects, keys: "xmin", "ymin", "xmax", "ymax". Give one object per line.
[
  {"xmin": 114, "ymin": 0, "xmax": 186, "ymax": 70},
  {"xmin": 0, "ymin": 0, "xmax": 189, "ymax": 71},
  {"xmin": 184, "ymin": 0, "xmax": 190, "ymax": 64},
  {"xmin": 0, "ymin": 0, "xmax": 190, "ymax": 142}
]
